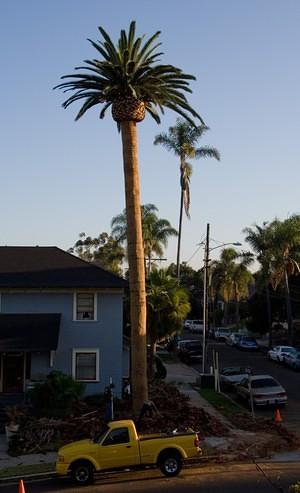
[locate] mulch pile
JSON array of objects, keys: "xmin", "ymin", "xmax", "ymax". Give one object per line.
[{"xmin": 8, "ymin": 380, "xmax": 299, "ymax": 457}]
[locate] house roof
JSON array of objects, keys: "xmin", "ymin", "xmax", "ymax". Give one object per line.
[
  {"xmin": 0, "ymin": 313, "xmax": 61, "ymax": 351},
  {"xmin": 0, "ymin": 246, "xmax": 127, "ymax": 289}
]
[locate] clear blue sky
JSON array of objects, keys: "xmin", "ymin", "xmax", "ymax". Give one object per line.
[{"xmin": 1, "ymin": 1, "xmax": 299, "ymax": 269}]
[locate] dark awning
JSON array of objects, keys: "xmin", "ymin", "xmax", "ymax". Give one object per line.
[{"xmin": 0, "ymin": 314, "xmax": 61, "ymax": 351}]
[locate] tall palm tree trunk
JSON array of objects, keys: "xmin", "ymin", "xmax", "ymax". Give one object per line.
[
  {"xmin": 176, "ymin": 187, "xmax": 184, "ymax": 280},
  {"xmin": 120, "ymin": 121, "xmax": 148, "ymax": 413}
]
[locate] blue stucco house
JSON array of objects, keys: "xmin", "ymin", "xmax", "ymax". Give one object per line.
[{"xmin": 0, "ymin": 246, "xmax": 127, "ymax": 398}]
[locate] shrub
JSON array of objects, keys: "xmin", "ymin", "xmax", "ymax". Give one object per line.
[{"xmin": 28, "ymin": 371, "xmax": 85, "ymax": 418}]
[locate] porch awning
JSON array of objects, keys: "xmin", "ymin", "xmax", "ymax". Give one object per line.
[{"xmin": 0, "ymin": 314, "xmax": 61, "ymax": 351}]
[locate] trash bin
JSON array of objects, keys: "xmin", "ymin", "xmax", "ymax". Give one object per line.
[{"xmin": 197, "ymin": 373, "xmax": 215, "ymax": 389}]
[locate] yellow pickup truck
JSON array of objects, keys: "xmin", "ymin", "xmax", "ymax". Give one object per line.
[{"xmin": 56, "ymin": 419, "xmax": 201, "ymax": 485}]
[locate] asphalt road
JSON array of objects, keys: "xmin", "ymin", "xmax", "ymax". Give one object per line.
[
  {"xmin": 2, "ymin": 463, "xmax": 299, "ymax": 493},
  {"xmin": 192, "ymin": 339, "xmax": 300, "ymax": 434}
]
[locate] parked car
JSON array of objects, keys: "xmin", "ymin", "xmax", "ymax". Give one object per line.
[
  {"xmin": 236, "ymin": 336, "xmax": 259, "ymax": 351},
  {"xmin": 176, "ymin": 339, "xmax": 195, "ymax": 358},
  {"xmin": 226, "ymin": 332, "xmax": 242, "ymax": 347},
  {"xmin": 189, "ymin": 320, "xmax": 204, "ymax": 333},
  {"xmin": 267, "ymin": 345, "xmax": 297, "ymax": 363},
  {"xmin": 220, "ymin": 366, "xmax": 253, "ymax": 390},
  {"xmin": 184, "ymin": 319, "xmax": 193, "ymax": 330},
  {"xmin": 284, "ymin": 351, "xmax": 300, "ymax": 370},
  {"xmin": 179, "ymin": 340, "xmax": 202, "ymax": 365},
  {"xmin": 56, "ymin": 419, "xmax": 201, "ymax": 484},
  {"xmin": 214, "ymin": 328, "xmax": 232, "ymax": 342},
  {"xmin": 236, "ymin": 375, "xmax": 288, "ymax": 407}
]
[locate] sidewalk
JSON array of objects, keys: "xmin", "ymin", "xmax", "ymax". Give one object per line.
[
  {"xmin": 164, "ymin": 360, "xmax": 233, "ymax": 428},
  {"xmin": 0, "ymin": 433, "xmax": 56, "ymax": 471}
]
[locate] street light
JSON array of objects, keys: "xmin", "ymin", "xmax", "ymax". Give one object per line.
[{"xmin": 201, "ymin": 223, "xmax": 241, "ymax": 374}]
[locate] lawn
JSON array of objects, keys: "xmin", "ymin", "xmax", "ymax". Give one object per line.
[{"xmin": 198, "ymin": 388, "xmax": 244, "ymax": 420}]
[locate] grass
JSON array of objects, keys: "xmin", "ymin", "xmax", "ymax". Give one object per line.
[
  {"xmin": 0, "ymin": 462, "xmax": 55, "ymax": 479},
  {"xmin": 198, "ymin": 388, "xmax": 243, "ymax": 419}
]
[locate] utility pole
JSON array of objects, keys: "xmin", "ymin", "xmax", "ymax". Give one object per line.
[{"xmin": 202, "ymin": 223, "xmax": 210, "ymax": 373}]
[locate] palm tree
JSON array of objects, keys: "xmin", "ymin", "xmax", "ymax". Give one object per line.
[
  {"xmin": 54, "ymin": 21, "xmax": 202, "ymax": 412},
  {"xmin": 212, "ymin": 249, "xmax": 253, "ymax": 325},
  {"xmin": 243, "ymin": 222, "xmax": 274, "ymax": 346},
  {"xmin": 268, "ymin": 216, "xmax": 300, "ymax": 344},
  {"xmin": 111, "ymin": 204, "xmax": 178, "ymax": 277},
  {"xmin": 154, "ymin": 119, "xmax": 220, "ymax": 279},
  {"xmin": 147, "ymin": 269, "xmax": 190, "ymax": 372}
]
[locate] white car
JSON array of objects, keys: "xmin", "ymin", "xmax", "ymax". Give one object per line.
[
  {"xmin": 267, "ymin": 345, "xmax": 296, "ymax": 363},
  {"xmin": 236, "ymin": 374, "xmax": 288, "ymax": 407}
]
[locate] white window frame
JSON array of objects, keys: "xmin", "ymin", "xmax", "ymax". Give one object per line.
[
  {"xmin": 72, "ymin": 348, "xmax": 100, "ymax": 382},
  {"xmin": 73, "ymin": 292, "xmax": 97, "ymax": 321}
]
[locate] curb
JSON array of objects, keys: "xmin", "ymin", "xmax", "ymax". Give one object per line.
[{"xmin": 1, "ymin": 457, "xmax": 300, "ymax": 485}]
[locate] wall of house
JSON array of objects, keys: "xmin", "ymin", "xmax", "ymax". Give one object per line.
[{"xmin": 1, "ymin": 291, "xmax": 123, "ymax": 396}]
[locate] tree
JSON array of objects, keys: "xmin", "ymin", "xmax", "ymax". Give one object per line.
[
  {"xmin": 112, "ymin": 204, "xmax": 177, "ymax": 276},
  {"xmin": 55, "ymin": 21, "xmax": 203, "ymax": 412},
  {"xmin": 154, "ymin": 119, "xmax": 220, "ymax": 279},
  {"xmin": 146, "ymin": 269, "xmax": 190, "ymax": 373},
  {"xmin": 212, "ymin": 248, "xmax": 253, "ymax": 326},
  {"xmin": 268, "ymin": 216, "xmax": 300, "ymax": 344},
  {"xmin": 69, "ymin": 232, "xmax": 125, "ymax": 276},
  {"xmin": 243, "ymin": 222, "xmax": 274, "ymax": 345}
]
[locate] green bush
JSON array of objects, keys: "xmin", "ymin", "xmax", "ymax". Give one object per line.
[
  {"xmin": 28, "ymin": 370, "xmax": 85, "ymax": 418},
  {"xmin": 289, "ymin": 483, "xmax": 300, "ymax": 493}
]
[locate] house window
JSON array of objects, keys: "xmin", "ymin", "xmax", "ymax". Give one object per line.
[
  {"xmin": 72, "ymin": 349, "xmax": 99, "ymax": 382},
  {"xmin": 74, "ymin": 293, "xmax": 97, "ymax": 321}
]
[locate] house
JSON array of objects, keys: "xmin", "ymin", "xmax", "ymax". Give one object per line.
[{"xmin": 0, "ymin": 246, "xmax": 127, "ymax": 399}]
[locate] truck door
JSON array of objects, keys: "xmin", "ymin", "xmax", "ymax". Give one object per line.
[{"xmin": 98, "ymin": 427, "xmax": 140, "ymax": 469}]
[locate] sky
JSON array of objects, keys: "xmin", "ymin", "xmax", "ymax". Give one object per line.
[{"xmin": 1, "ymin": 1, "xmax": 299, "ymax": 271}]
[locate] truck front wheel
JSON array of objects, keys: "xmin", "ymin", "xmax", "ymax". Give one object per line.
[
  {"xmin": 158, "ymin": 451, "xmax": 182, "ymax": 477},
  {"xmin": 71, "ymin": 460, "xmax": 94, "ymax": 485}
]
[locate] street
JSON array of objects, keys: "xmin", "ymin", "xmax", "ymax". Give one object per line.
[
  {"xmin": 192, "ymin": 339, "xmax": 300, "ymax": 435},
  {"xmin": 1, "ymin": 462, "xmax": 299, "ymax": 492}
]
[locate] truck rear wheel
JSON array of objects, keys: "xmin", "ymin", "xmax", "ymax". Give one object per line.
[
  {"xmin": 158, "ymin": 451, "xmax": 182, "ymax": 477},
  {"xmin": 71, "ymin": 460, "xmax": 94, "ymax": 485}
]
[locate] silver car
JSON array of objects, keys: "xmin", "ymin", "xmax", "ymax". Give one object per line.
[{"xmin": 236, "ymin": 374, "xmax": 287, "ymax": 407}]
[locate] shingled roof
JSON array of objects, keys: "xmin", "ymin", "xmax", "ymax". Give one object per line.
[{"xmin": 0, "ymin": 246, "xmax": 127, "ymax": 289}]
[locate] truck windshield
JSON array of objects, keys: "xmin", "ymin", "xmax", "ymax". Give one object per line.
[{"xmin": 94, "ymin": 425, "xmax": 109, "ymax": 443}]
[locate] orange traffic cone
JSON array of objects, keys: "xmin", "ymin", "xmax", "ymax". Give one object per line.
[
  {"xmin": 19, "ymin": 479, "xmax": 26, "ymax": 493},
  {"xmin": 274, "ymin": 408, "xmax": 282, "ymax": 423}
]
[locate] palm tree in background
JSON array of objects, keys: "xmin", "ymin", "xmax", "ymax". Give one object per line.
[
  {"xmin": 268, "ymin": 216, "xmax": 300, "ymax": 344},
  {"xmin": 147, "ymin": 269, "xmax": 190, "ymax": 372},
  {"xmin": 212, "ymin": 248, "xmax": 253, "ymax": 325},
  {"xmin": 244, "ymin": 222, "xmax": 274, "ymax": 345},
  {"xmin": 154, "ymin": 119, "xmax": 220, "ymax": 280},
  {"xmin": 54, "ymin": 21, "xmax": 203, "ymax": 412},
  {"xmin": 112, "ymin": 204, "xmax": 178, "ymax": 277}
]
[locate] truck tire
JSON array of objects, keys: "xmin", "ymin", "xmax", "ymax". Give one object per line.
[
  {"xmin": 158, "ymin": 451, "xmax": 182, "ymax": 477},
  {"xmin": 71, "ymin": 460, "xmax": 94, "ymax": 485}
]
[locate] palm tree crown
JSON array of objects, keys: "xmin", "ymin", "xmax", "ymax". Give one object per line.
[{"xmin": 54, "ymin": 21, "xmax": 203, "ymax": 126}]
